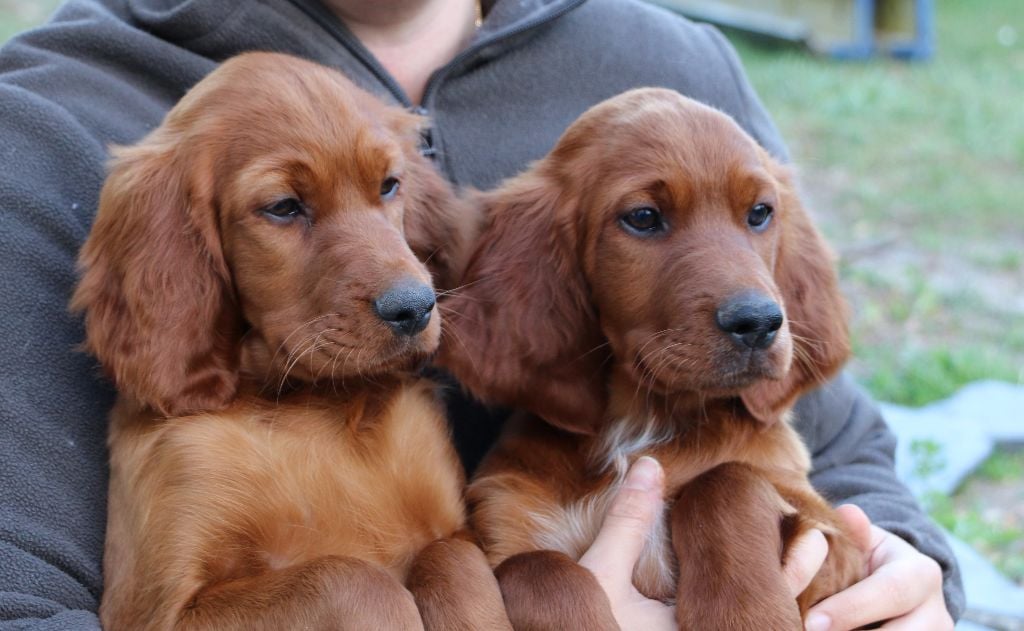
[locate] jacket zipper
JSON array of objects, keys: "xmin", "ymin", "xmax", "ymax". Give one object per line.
[
  {"xmin": 285, "ymin": 0, "xmax": 412, "ymax": 106},
  {"xmin": 286, "ymin": 0, "xmax": 588, "ymax": 163},
  {"xmin": 418, "ymin": 0, "xmax": 588, "ymax": 107},
  {"xmin": 288, "ymin": 0, "xmax": 587, "ymax": 108}
]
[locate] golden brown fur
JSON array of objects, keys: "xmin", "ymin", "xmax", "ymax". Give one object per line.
[
  {"xmin": 72, "ymin": 52, "xmax": 508, "ymax": 631},
  {"xmin": 439, "ymin": 89, "xmax": 864, "ymax": 630}
]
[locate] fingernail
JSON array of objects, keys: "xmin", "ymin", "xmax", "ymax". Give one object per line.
[
  {"xmin": 805, "ymin": 612, "xmax": 830, "ymax": 631},
  {"xmin": 625, "ymin": 456, "xmax": 663, "ymax": 491}
]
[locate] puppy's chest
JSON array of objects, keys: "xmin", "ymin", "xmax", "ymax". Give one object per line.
[
  {"xmin": 503, "ymin": 418, "xmax": 809, "ymax": 602},
  {"xmin": 523, "ymin": 456, "xmax": 750, "ymax": 602},
  {"xmin": 198, "ymin": 387, "xmax": 464, "ymax": 578},
  {"xmin": 529, "ymin": 475, "xmax": 678, "ymax": 602}
]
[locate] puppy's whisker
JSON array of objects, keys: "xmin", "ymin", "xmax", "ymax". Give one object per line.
[
  {"xmin": 789, "ymin": 341, "xmax": 828, "ymax": 385},
  {"xmin": 312, "ymin": 331, "xmax": 346, "ymax": 383},
  {"xmin": 635, "ymin": 337, "xmax": 679, "ymax": 377},
  {"xmin": 278, "ymin": 335, "xmax": 314, "ymax": 385},
  {"xmin": 632, "ymin": 351, "xmax": 663, "ymax": 411},
  {"xmin": 645, "ymin": 346, "xmax": 681, "ymax": 410},
  {"xmin": 307, "ymin": 332, "xmax": 344, "ymax": 386},
  {"xmin": 631, "ymin": 354, "xmax": 654, "ymax": 405},
  {"xmin": 440, "ymin": 326, "xmax": 482, "ymax": 378},
  {"xmin": 641, "ymin": 341, "xmax": 691, "ymax": 368},
  {"xmin": 281, "ymin": 330, "xmax": 322, "ymax": 368},
  {"xmin": 435, "ymin": 275, "xmax": 493, "ymax": 297},
  {"xmin": 789, "ymin": 331, "xmax": 828, "ymax": 356},
  {"xmin": 339, "ymin": 346, "xmax": 358, "ymax": 394},
  {"xmin": 572, "ymin": 341, "xmax": 611, "ymax": 363},
  {"xmin": 421, "ymin": 245, "xmax": 443, "ymax": 267},
  {"xmin": 269, "ymin": 314, "xmax": 336, "ymax": 370},
  {"xmin": 437, "ymin": 304, "xmax": 485, "ymax": 328},
  {"xmin": 329, "ymin": 345, "xmax": 342, "ymax": 396},
  {"xmin": 633, "ymin": 329, "xmax": 674, "ymax": 362},
  {"xmin": 435, "ymin": 291, "xmax": 486, "ymax": 304},
  {"xmin": 277, "ymin": 331, "xmax": 325, "ymax": 399},
  {"xmin": 354, "ymin": 347, "xmax": 385, "ymax": 388}
]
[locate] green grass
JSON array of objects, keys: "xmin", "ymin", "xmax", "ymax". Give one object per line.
[
  {"xmin": 727, "ymin": 0, "xmax": 1024, "ymax": 407},
  {"xmin": 931, "ymin": 492, "xmax": 1024, "ymax": 584},
  {"xmin": 862, "ymin": 346, "xmax": 1021, "ymax": 407},
  {"xmin": 914, "ymin": 446, "xmax": 1024, "ymax": 586},
  {"xmin": 977, "ymin": 448, "xmax": 1024, "ymax": 483},
  {"xmin": 0, "ymin": 0, "xmax": 61, "ymax": 44},
  {"xmin": 730, "ymin": 0, "xmax": 1024, "ymax": 243},
  {"xmin": 926, "ymin": 447, "xmax": 1024, "ymax": 585}
]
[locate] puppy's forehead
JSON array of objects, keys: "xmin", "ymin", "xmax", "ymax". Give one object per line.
[
  {"xmin": 208, "ymin": 67, "xmax": 404, "ymax": 172},
  {"xmin": 599, "ymin": 89, "xmax": 700, "ymax": 127},
  {"xmin": 193, "ymin": 57, "xmax": 396, "ymax": 148},
  {"xmin": 558, "ymin": 89, "xmax": 762, "ymax": 180},
  {"xmin": 616, "ymin": 92, "xmax": 756, "ymax": 157},
  {"xmin": 555, "ymin": 90, "xmax": 775, "ymax": 211}
]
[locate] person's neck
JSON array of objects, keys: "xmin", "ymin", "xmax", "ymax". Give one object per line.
[{"xmin": 326, "ymin": 0, "xmax": 480, "ymax": 105}]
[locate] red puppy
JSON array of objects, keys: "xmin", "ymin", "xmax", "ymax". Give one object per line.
[
  {"xmin": 72, "ymin": 52, "xmax": 509, "ymax": 631},
  {"xmin": 440, "ymin": 88, "xmax": 864, "ymax": 630}
]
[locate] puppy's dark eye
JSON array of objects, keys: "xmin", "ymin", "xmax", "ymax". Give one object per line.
[
  {"xmin": 620, "ymin": 207, "xmax": 665, "ymax": 235},
  {"xmin": 381, "ymin": 177, "xmax": 400, "ymax": 200},
  {"xmin": 747, "ymin": 203, "xmax": 773, "ymax": 232},
  {"xmin": 262, "ymin": 198, "xmax": 306, "ymax": 222}
]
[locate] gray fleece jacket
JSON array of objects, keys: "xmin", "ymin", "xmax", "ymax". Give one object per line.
[{"xmin": 0, "ymin": 0, "xmax": 962, "ymax": 628}]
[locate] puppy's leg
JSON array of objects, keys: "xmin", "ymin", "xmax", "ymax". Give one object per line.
[
  {"xmin": 770, "ymin": 483, "xmax": 865, "ymax": 614},
  {"xmin": 494, "ymin": 550, "xmax": 619, "ymax": 631},
  {"xmin": 671, "ymin": 462, "xmax": 802, "ymax": 631},
  {"xmin": 177, "ymin": 555, "xmax": 423, "ymax": 631},
  {"xmin": 407, "ymin": 536, "xmax": 513, "ymax": 631}
]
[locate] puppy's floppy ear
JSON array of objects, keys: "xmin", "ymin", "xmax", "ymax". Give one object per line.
[
  {"xmin": 437, "ymin": 170, "xmax": 609, "ymax": 435},
  {"xmin": 386, "ymin": 109, "xmax": 475, "ymax": 291},
  {"xmin": 741, "ymin": 162, "xmax": 850, "ymax": 424},
  {"xmin": 71, "ymin": 137, "xmax": 241, "ymax": 417},
  {"xmin": 403, "ymin": 153, "xmax": 476, "ymax": 291}
]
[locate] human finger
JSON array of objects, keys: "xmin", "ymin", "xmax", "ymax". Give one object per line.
[
  {"xmin": 783, "ymin": 528, "xmax": 828, "ymax": 597},
  {"xmin": 877, "ymin": 592, "xmax": 954, "ymax": 631},
  {"xmin": 834, "ymin": 503, "xmax": 873, "ymax": 554},
  {"xmin": 804, "ymin": 552, "xmax": 942, "ymax": 631},
  {"xmin": 579, "ymin": 456, "xmax": 664, "ymax": 587}
]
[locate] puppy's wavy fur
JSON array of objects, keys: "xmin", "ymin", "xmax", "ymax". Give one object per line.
[
  {"xmin": 440, "ymin": 89, "xmax": 863, "ymax": 630},
  {"xmin": 72, "ymin": 53, "xmax": 508, "ymax": 631}
]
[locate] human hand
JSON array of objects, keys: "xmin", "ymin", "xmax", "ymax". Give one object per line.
[
  {"xmin": 796, "ymin": 504, "xmax": 953, "ymax": 631},
  {"xmin": 576, "ymin": 462, "xmax": 948, "ymax": 631},
  {"xmin": 578, "ymin": 456, "xmax": 676, "ymax": 631},
  {"xmin": 575, "ymin": 458, "xmax": 850, "ymax": 631}
]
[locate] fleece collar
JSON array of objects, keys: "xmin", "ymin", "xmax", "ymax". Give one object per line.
[{"xmin": 285, "ymin": 0, "xmax": 588, "ymax": 107}]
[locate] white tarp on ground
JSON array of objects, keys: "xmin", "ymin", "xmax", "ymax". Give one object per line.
[{"xmin": 881, "ymin": 380, "xmax": 1024, "ymax": 630}]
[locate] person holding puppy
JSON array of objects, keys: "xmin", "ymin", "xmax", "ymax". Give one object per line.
[{"xmin": 0, "ymin": 0, "xmax": 959, "ymax": 629}]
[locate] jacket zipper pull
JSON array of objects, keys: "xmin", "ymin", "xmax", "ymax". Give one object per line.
[{"xmin": 411, "ymin": 106, "xmax": 437, "ymax": 159}]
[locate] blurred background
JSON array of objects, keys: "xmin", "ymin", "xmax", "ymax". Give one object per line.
[{"xmin": 2, "ymin": 0, "xmax": 1021, "ymax": 628}]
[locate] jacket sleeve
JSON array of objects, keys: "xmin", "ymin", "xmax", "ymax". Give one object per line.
[
  {"xmin": 700, "ymin": 23, "xmax": 790, "ymax": 162},
  {"xmin": 0, "ymin": 45, "xmax": 109, "ymax": 631},
  {"xmin": 0, "ymin": 2, "xmax": 209, "ymax": 627},
  {"xmin": 793, "ymin": 374, "xmax": 966, "ymax": 620}
]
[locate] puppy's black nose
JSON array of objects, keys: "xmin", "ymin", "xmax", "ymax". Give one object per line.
[
  {"xmin": 715, "ymin": 291, "xmax": 784, "ymax": 350},
  {"xmin": 373, "ymin": 280, "xmax": 436, "ymax": 337}
]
